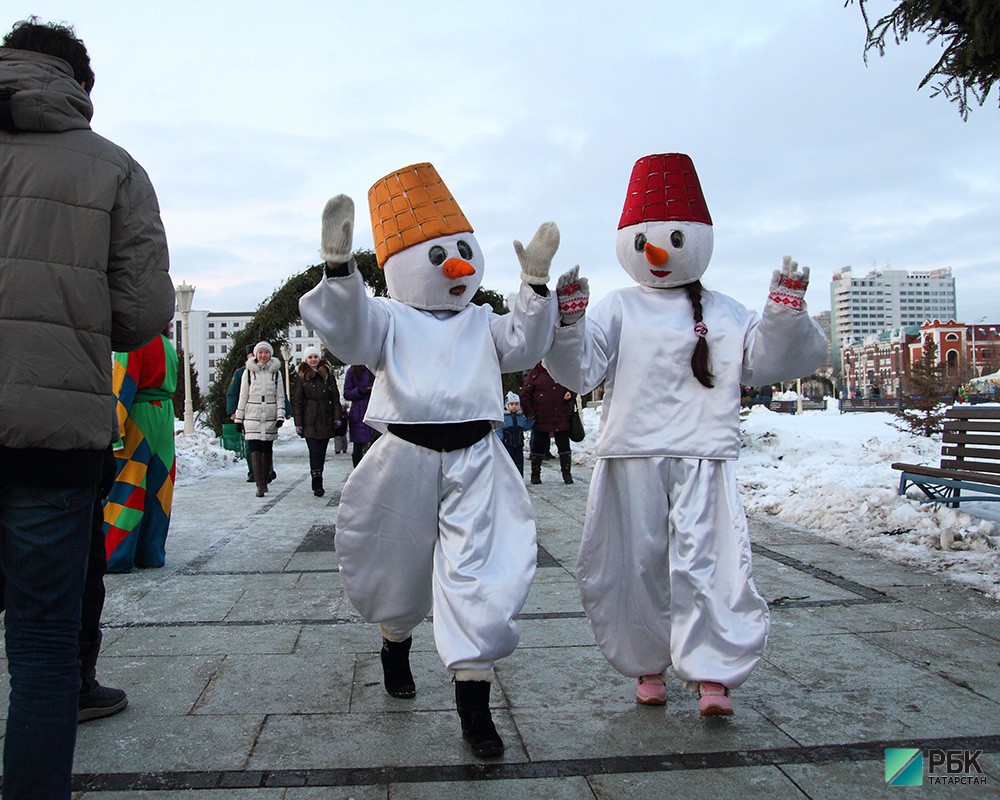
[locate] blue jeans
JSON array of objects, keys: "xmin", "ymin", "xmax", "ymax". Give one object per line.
[{"xmin": 0, "ymin": 483, "xmax": 93, "ymax": 800}]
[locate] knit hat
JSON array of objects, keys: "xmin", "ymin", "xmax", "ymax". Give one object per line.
[
  {"xmin": 302, "ymin": 345, "xmax": 321, "ymax": 359},
  {"xmin": 253, "ymin": 341, "xmax": 273, "ymax": 356},
  {"xmin": 368, "ymin": 162, "xmax": 473, "ymax": 267},
  {"xmin": 244, "ymin": 344, "xmax": 255, "ymax": 357},
  {"xmin": 506, "ymin": 391, "xmax": 520, "ymax": 405},
  {"xmin": 618, "ymin": 153, "xmax": 712, "ymax": 230}
]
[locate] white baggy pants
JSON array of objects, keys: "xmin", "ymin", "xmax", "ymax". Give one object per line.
[
  {"xmin": 335, "ymin": 432, "xmax": 537, "ymax": 673},
  {"xmin": 578, "ymin": 456, "xmax": 769, "ymax": 689}
]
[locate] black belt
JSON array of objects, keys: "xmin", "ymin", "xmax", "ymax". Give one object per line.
[{"xmin": 388, "ymin": 421, "xmax": 492, "ymax": 452}]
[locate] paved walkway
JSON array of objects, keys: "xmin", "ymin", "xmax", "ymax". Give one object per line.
[{"xmin": 5, "ymin": 438, "xmax": 999, "ymax": 798}]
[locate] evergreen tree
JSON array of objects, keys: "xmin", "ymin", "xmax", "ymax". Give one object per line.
[
  {"xmin": 849, "ymin": 0, "xmax": 1000, "ymax": 119},
  {"xmin": 894, "ymin": 335, "xmax": 953, "ymax": 436},
  {"xmin": 173, "ymin": 348, "xmax": 204, "ymax": 421}
]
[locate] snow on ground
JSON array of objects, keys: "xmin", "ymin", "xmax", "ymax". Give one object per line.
[{"xmin": 176, "ymin": 404, "xmax": 1000, "ymax": 599}]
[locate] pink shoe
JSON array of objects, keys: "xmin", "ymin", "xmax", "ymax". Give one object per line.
[
  {"xmin": 698, "ymin": 681, "xmax": 733, "ymax": 716},
  {"xmin": 636, "ymin": 673, "xmax": 666, "ymax": 705}
]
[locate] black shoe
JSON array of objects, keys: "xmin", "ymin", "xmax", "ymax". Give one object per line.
[
  {"xmin": 311, "ymin": 473, "xmax": 325, "ymax": 497},
  {"xmin": 79, "ymin": 683, "xmax": 128, "ymax": 723},
  {"xmin": 380, "ymin": 637, "xmax": 416, "ymax": 698},
  {"xmin": 455, "ymin": 680, "xmax": 504, "ymax": 758},
  {"xmin": 268, "ymin": 470, "xmax": 277, "ymax": 483},
  {"xmin": 246, "ymin": 474, "xmax": 255, "ymax": 482}
]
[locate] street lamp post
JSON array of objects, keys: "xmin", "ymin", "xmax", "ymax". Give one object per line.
[
  {"xmin": 175, "ymin": 281, "xmax": 196, "ymax": 435},
  {"xmin": 971, "ymin": 316, "xmax": 987, "ymax": 377},
  {"xmin": 280, "ymin": 343, "xmax": 292, "ymax": 410}
]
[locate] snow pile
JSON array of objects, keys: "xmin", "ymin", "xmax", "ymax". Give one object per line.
[
  {"xmin": 737, "ymin": 404, "xmax": 999, "ymax": 596},
  {"xmin": 174, "ymin": 428, "xmax": 240, "ymax": 482}
]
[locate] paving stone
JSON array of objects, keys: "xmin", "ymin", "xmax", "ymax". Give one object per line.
[
  {"xmin": 73, "ymin": 713, "xmax": 264, "ymax": 772},
  {"xmin": 589, "ymin": 765, "xmax": 808, "ymax": 800}
]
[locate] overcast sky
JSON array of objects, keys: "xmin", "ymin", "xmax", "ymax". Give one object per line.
[{"xmin": 5, "ymin": 1, "xmax": 999, "ymax": 321}]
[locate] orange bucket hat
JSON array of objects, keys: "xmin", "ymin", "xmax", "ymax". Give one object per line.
[{"xmin": 368, "ymin": 162, "xmax": 474, "ymax": 268}]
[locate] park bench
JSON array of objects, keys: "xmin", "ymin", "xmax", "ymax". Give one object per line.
[{"xmin": 892, "ymin": 406, "xmax": 1000, "ymax": 507}]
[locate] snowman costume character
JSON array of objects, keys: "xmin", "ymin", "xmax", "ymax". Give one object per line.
[
  {"xmin": 544, "ymin": 154, "xmax": 828, "ymax": 715},
  {"xmin": 299, "ymin": 163, "xmax": 559, "ymax": 757}
]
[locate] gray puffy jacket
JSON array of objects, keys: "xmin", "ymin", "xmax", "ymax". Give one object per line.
[{"xmin": 0, "ymin": 48, "xmax": 174, "ymax": 452}]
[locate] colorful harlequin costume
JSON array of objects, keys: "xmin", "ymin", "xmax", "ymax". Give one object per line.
[
  {"xmin": 299, "ymin": 162, "xmax": 561, "ymax": 757},
  {"xmin": 544, "ymin": 154, "xmax": 828, "ymax": 714},
  {"xmin": 102, "ymin": 334, "xmax": 178, "ymax": 573}
]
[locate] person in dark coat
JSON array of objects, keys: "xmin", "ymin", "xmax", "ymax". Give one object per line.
[
  {"xmin": 292, "ymin": 346, "xmax": 343, "ymax": 496},
  {"xmin": 520, "ymin": 362, "xmax": 576, "ymax": 484},
  {"xmin": 343, "ymin": 364, "xmax": 378, "ymax": 467}
]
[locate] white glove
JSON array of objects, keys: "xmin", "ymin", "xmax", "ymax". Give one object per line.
[
  {"xmin": 513, "ymin": 221, "xmax": 560, "ymax": 286},
  {"xmin": 556, "ymin": 266, "xmax": 589, "ymax": 326},
  {"xmin": 321, "ymin": 194, "xmax": 355, "ymax": 264},
  {"xmin": 767, "ymin": 255, "xmax": 810, "ymax": 312}
]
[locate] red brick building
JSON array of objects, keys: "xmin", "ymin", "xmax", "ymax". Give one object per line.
[{"xmin": 841, "ymin": 319, "xmax": 1000, "ymax": 397}]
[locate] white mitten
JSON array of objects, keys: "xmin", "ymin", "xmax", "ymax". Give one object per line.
[
  {"xmin": 768, "ymin": 255, "xmax": 810, "ymax": 312},
  {"xmin": 513, "ymin": 221, "xmax": 560, "ymax": 286},
  {"xmin": 556, "ymin": 266, "xmax": 589, "ymax": 325},
  {"xmin": 321, "ymin": 194, "xmax": 355, "ymax": 264}
]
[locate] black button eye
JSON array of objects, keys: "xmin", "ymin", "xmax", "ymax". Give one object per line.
[
  {"xmin": 428, "ymin": 245, "xmax": 446, "ymax": 266},
  {"xmin": 634, "ymin": 233, "xmax": 647, "ymax": 252},
  {"xmin": 457, "ymin": 240, "xmax": 473, "ymax": 260},
  {"xmin": 670, "ymin": 230, "xmax": 685, "ymax": 249}
]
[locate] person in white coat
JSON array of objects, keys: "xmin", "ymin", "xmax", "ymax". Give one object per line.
[
  {"xmin": 545, "ymin": 153, "xmax": 828, "ymax": 716},
  {"xmin": 299, "ymin": 162, "xmax": 563, "ymax": 758},
  {"xmin": 234, "ymin": 341, "xmax": 287, "ymax": 498}
]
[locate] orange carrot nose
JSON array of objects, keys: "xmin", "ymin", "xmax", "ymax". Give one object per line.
[
  {"xmin": 443, "ymin": 258, "xmax": 476, "ymax": 279},
  {"xmin": 644, "ymin": 242, "xmax": 669, "ymax": 267}
]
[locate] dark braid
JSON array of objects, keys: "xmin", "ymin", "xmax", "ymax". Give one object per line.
[{"xmin": 684, "ymin": 280, "xmax": 714, "ymax": 388}]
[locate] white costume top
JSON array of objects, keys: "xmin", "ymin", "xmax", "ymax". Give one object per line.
[
  {"xmin": 299, "ymin": 264, "xmax": 557, "ymax": 431},
  {"xmin": 544, "ymin": 285, "xmax": 828, "ymax": 460}
]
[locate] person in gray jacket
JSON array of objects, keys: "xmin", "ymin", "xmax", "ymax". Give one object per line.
[{"xmin": 0, "ymin": 18, "xmax": 173, "ymax": 800}]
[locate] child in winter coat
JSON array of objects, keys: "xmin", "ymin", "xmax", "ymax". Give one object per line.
[
  {"xmin": 545, "ymin": 154, "xmax": 828, "ymax": 716},
  {"xmin": 497, "ymin": 391, "xmax": 533, "ymax": 477}
]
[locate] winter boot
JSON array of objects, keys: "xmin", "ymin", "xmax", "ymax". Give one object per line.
[
  {"xmin": 78, "ymin": 635, "xmax": 128, "ymax": 723},
  {"xmin": 311, "ymin": 470, "xmax": 325, "ymax": 497},
  {"xmin": 264, "ymin": 450, "xmax": 276, "ymax": 484},
  {"xmin": 530, "ymin": 454, "xmax": 543, "ymax": 485},
  {"xmin": 455, "ymin": 679, "xmax": 504, "ymax": 758},
  {"xmin": 559, "ymin": 451, "xmax": 574, "ymax": 484},
  {"xmin": 379, "ymin": 637, "xmax": 416, "ymax": 698},
  {"xmin": 251, "ymin": 452, "xmax": 267, "ymax": 497}
]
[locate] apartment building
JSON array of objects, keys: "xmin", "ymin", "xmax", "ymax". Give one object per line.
[
  {"xmin": 829, "ymin": 266, "xmax": 957, "ymax": 371},
  {"xmin": 170, "ymin": 310, "xmax": 323, "ymax": 395}
]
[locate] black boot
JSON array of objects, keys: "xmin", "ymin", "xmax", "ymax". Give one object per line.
[
  {"xmin": 78, "ymin": 634, "xmax": 128, "ymax": 723},
  {"xmin": 530, "ymin": 454, "xmax": 543, "ymax": 485},
  {"xmin": 559, "ymin": 451, "xmax": 574, "ymax": 485},
  {"xmin": 251, "ymin": 452, "xmax": 267, "ymax": 497},
  {"xmin": 311, "ymin": 470, "xmax": 325, "ymax": 497},
  {"xmin": 380, "ymin": 637, "xmax": 416, "ymax": 698},
  {"xmin": 455, "ymin": 680, "xmax": 504, "ymax": 758}
]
